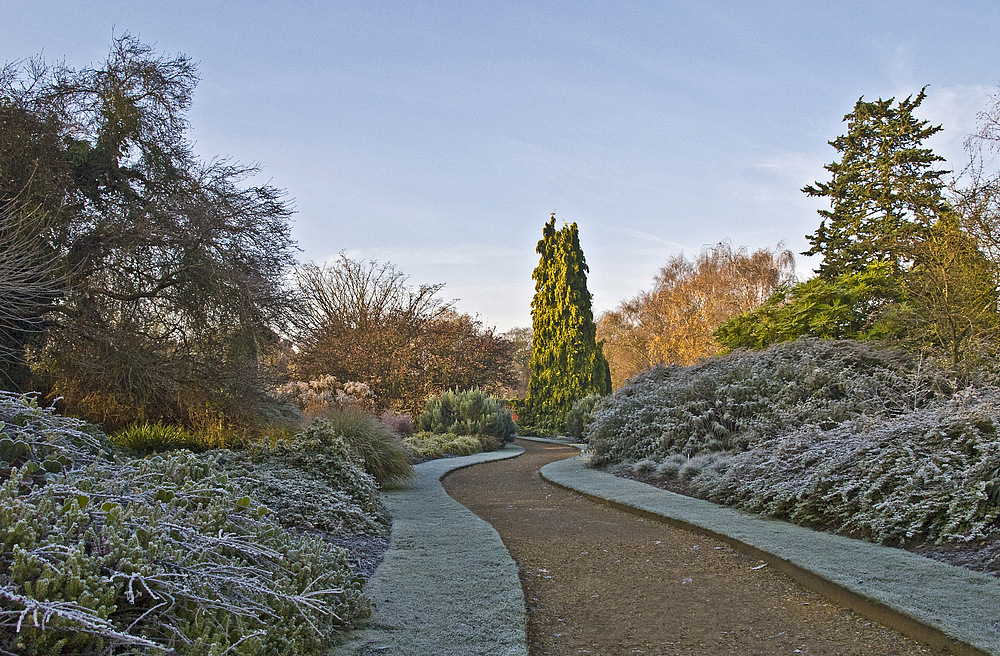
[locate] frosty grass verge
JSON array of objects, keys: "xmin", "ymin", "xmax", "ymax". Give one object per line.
[{"xmin": 331, "ymin": 445, "xmax": 528, "ymax": 656}]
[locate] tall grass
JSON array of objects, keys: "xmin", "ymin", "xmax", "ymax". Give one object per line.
[
  {"xmin": 318, "ymin": 407, "xmax": 413, "ymax": 487},
  {"xmin": 111, "ymin": 422, "xmax": 216, "ymax": 453}
]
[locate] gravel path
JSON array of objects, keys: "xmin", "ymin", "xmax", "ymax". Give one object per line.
[{"xmin": 443, "ymin": 439, "xmax": 951, "ymax": 656}]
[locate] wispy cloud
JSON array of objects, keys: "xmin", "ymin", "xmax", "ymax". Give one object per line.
[{"xmin": 915, "ymin": 83, "xmax": 994, "ymax": 169}]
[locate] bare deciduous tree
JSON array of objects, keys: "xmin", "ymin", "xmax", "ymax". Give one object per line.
[
  {"xmin": 292, "ymin": 255, "xmax": 517, "ymax": 414},
  {"xmin": 0, "ymin": 201, "xmax": 62, "ymax": 383}
]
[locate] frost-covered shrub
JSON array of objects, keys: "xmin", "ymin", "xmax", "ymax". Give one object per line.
[
  {"xmin": 0, "ymin": 392, "xmax": 112, "ymax": 478},
  {"xmin": 404, "ymin": 431, "xmax": 483, "ymax": 459},
  {"xmin": 417, "ymin": 388, "xmax": 516, "ymax": 443},
  {"xmin": 592, "ymin": 341, "xmax": 1000, "ymax": 546},
  {"xmin": 678, "ymin": 390, "xmax": 1000, "ymax": 545},
  {"xmin": 275, "ymin": 375, "xmax": 375, "ymax": 416},
  {"xmin": 0, "ymin": 393, "xmax": 378, "ymax": 654},
  {"xmin": 565, "ymin": 394, "xmax": 604, "ymax": 440},
  {"xmin": 229, "ymin": 419, "xmax": 391, "ymax": 533},
  {"xmin": 589, "ymin": 338, "xmax": 935, "ymax": 467}
]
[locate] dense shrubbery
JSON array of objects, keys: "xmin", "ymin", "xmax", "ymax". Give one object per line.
[
  {"xmin": 589, "ymin": 339, "xmax": 1000, "ymax": 546},
  {"xmin": 417, "ymin": 388, "xmax": 516, "ymax": 444},
  {"xmin": 221, "ymin": 419, "xmax": 391, "ymax": 535},
  {"xmin": 0, "ymin": 392, "xmax": 385, "ymax": 654},
  {"xmin": 589, "ymin": 338, "xmax": 934, "ymax": 467},
  {"xmin": 304, "ymin": 410, "xmax": 412, "ymax": 488}
]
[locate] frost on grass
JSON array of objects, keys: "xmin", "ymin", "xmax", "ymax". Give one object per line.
[
  {"xmin": 0, "ymin": 392, "xmax": 386, "ymax": 655},
  {"xmin": 589, "ymin": 339, "xmax": 1000, "ymax": 553}
]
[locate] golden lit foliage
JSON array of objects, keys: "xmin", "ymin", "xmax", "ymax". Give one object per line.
[{"xmin": 598, "ymin": 242, "xmax": 794, "ymax": 387}]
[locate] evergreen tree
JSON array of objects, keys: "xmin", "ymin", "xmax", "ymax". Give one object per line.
[
  {"xmin": 803, "ymin": 88, "xmax": 951, "ymax": 277},
  {"xmin": 522, "ymin": 214, "xmax": 610, "ymax": 433}
]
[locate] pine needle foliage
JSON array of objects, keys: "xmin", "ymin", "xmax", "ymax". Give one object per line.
[
  {"xmin": 417, "ymin": 388, "xmax": 515, "ymax": 443},
  {"xmin": 803, "ymin": 87, "xmax": 951, "ymax": 278},
  {"xmin": 521, "ymin": 215, "xmax": 611, "ymax": 433}
]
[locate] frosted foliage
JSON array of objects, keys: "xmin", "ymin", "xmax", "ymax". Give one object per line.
[
  {"xmin": 589, "ymin": 339, "xmax": 929, "ymax": 467},
  {"xmin": 683, "ymin": 391, "xmax": 1000, "ymax": 544},
  {"xmin": 220, "ymin": 420, "xmax": 390, "ymax": 536},
  {"xmin": 0, "ymin": 394, "xmax": 377, "ymax": 654},
  {"xmin": 590, "ymin": 340, "xmax": 1000, "ymax": 546}
]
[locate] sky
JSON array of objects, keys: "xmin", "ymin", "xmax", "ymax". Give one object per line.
[{"xmin": 3, "ymin": 1, "xmax": 999, "ymax": 331}]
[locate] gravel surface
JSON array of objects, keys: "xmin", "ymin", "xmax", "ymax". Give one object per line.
[{"xmin": 444, "ymin": 439, "xmax": 951, "ymax": 656}]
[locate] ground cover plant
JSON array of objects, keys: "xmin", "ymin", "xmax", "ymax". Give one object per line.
[
  {"xmin": 0, "ymin": 392, "xmax": 387, "ymax": 654},
  {"xmin": 406, "ymin": 388, "xmax": 515, "ymax": 459},
  {"xmin": 587, "ymin": 339, "xmax": 1000, "ymax": 569},
  {"xmin": 404, "ymin": 432, "xmax": 486, "ymax": 459}
]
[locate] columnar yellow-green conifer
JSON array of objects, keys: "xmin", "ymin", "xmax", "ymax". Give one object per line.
[{"xmin": 521, "ymin": 214, "xmax": 610, "ymax": 433}]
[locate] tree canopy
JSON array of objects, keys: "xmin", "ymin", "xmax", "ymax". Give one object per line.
[
  {"xmin": 599, "ymin": 242, "xmax": 795, "ymax": 387},
  {"xmin": 291, "ymin": 254, "xmax": 518, "ymax": 415},
  {"xmin": 803, "ymin": 88, "xmax": 951, "ymax": 278},
  {"xmin": 1, "ymin": 35, "xmax": 297, "ymax": 430},
  {"xmin": 719, "ymin": 87, "xmax": 1000, "ymax": 366}
]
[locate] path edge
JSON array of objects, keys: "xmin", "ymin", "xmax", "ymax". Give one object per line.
[
  {"xmin": 330, "ymin": 444, "xmax": 529, "ymax": 656},
  {"xmin": 540, "ymin": 453, "xmax": 997, "ymax": 656}
]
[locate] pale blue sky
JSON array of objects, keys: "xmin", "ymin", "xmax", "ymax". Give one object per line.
[{"xmin": 3, "ymin": 1, "xmax": 998, "ymax": 330}]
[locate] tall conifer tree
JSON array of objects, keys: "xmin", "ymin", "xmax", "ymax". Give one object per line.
[
  {"xmin": 803, "ymin": 88, "xmax": 951, "ymax": 278},
  {"xmin": 522, "ymin": 214, "xmax": 610, "ymax": 433}
]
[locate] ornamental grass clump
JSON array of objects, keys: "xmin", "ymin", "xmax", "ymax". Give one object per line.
[
  {"xmin": 111, "ymin": 422, "xmax": 212, "ymax": 454},
  {"xmin": 417, "ymin": 388, "xmax": 516, "ymax": 445},
  {"xmin": 0, "ymin": 393, "xmax": 377, "ymax": 654},
  {"xmin": 313, "ymin": 408, "xmax": 413, "ymax": 488}
]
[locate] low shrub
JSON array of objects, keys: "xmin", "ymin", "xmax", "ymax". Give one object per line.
[
  {"xmin": 379, "ymin": 409, "xmax": 416, "ymax": 437},
  {"xmin": 590, "ymin": 339, "xmax": 1000, "ymax": 548},
  {"xmin": 315, "ymin": 408, "xmax": 413, "ymax": 487},
  {"xmin": 620, "ymin": 390, "xmax": 1000, "ymax": 545},
  {"xmin": 222, "ymin": 419, "xmax": 391, "ymax": 536},
  {"xmin": 417, "ymin": 388, "xmax": 516, "ymax": 444},
  {"xmin": 404, "ymin": 431, "xmax": 483, "ymax": 459},
  {"xmin": 0, "ymin": 394, "xmax": 371, "ymax": 655},
  {"xmin": 565, "ymin": 394, "xmax": 604, "ymax": 439}
]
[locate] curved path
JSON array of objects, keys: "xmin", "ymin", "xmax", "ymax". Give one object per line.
[
  {"xmin": 332, "ymin": 446, "xmax": 528, "ymax": 656},
  {"xmin": 444, "ymin": 439, "xmax": 950, "ymax": 656}
]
